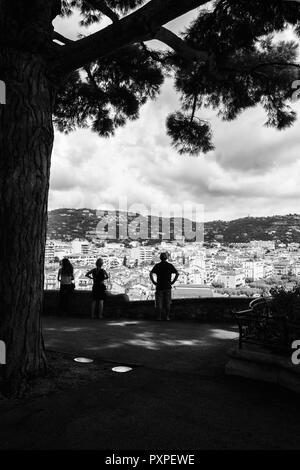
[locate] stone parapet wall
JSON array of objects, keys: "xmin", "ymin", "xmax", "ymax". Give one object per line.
[{"xmin": 43, "ymin": 290, "xmax": 250, "ymax": 322}]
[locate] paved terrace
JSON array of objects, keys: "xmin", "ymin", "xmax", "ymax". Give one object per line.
[{"xmin": 1, "ymin": 316, "xmax": 300, "ymax": 450}]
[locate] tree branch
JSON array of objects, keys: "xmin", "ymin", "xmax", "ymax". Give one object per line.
[
  {"xmin": 53, "ymin": 31, "xmax": 74, "ymax": 44},
  {"xmin": 84, "ymin": 65, "xmax": 100, "ymax": 91},
  {"xmin": 139, "ymin": 42, "xmax": 170, "ymax": 65},
  {"xmin": 154, "ymin": 27, "xmax": 208, "ymax": 63},
  {"xmin": 52, "ymin": 0, "xmax": 210, "ymax": 75},
  {"xmin": 190, "ymin": 95, "xmax": 198, "ymax": 122},
  {"xmin": 86, "ymin": 0, "xmax": 119, "ymax": 22},
  {"xmin": 214, "ymin": 59, "xmax": 300, "ymax": 84},
  {"xmin": 225, "ymin": 60, "xmax": 300, "ymax": 77},
  {"xmin": 251, "ymin": 61, "xmax": 300, "ymax": 72}
]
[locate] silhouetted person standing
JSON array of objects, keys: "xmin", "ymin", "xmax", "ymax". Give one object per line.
[
  {"xmin": 86, "ymin": 258, "xmax": 109, "ymax": 319},
  {"xmin": 58, "ymin": 258, "xmax": 74, "ymax": 315},
  {"xmin": 150, "ymin": 252, "xmax": 179, "ymax": 320}
]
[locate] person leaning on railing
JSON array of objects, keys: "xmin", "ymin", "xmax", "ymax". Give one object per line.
[
  {"xmin": 86, "ymin": 258, "xmax": 109, "ymax": 319},
  {"xmin": 150, "ymin": 252, "xmax": 179, "ymax": 321},
  {"xmin": 57, "ymin": 257, "xmax": 75, "ymax": 316}
]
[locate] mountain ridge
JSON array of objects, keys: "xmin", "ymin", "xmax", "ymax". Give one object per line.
[{"xmin": 47, "ymin": 209, "xmax": 300, "ymax": 244}]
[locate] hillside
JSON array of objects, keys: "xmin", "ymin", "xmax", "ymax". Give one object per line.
[
  {"xmin": 47, "ymin": 209, "xmax": 300, "ymax": 244},
  {"xmin": 47, "ymin": 208, "xmax": 202, "ymax": 243},
  {"xmin": 205, "ymin": 214, "xmax": 300, "ymax": 244}
]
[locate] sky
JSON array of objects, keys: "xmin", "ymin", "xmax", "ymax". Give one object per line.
[{"xmin": 50, "ymin": 3, "xmax": 300, "ymax": 223}]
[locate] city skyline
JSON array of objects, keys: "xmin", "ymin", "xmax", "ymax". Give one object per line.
[{"xmin": 45, "ymin": 236, "xmax": 300, "ymax": 301}]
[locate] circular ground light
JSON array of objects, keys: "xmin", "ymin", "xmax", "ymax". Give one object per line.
[
  {"xmin": 112, "ymin": 366, "xmax": 133, "ymax": 373},
  {"xmin": 74, "ymin": 357, "xmax": 94, "ymax": 363}
]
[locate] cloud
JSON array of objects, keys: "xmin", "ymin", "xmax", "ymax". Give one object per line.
[
  {"xmin": 49, "ymin": 9, "xmax": 300, "ymax": 222},
  {"xmin": 49, "ymin": 78, "xmax": 300, "ymax": 221}
]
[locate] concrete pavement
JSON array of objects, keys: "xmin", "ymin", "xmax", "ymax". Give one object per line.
[{"xmin": 1, "ymin": 317, "xmax": 300, "ymax": 450}]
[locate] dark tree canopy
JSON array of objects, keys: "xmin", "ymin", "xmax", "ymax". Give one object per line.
[
  {"xmin": 2, "ymin": 0, "xmax": 298, "ymax": 154},
  {"xmin": 50, "ymin": 0, "xmax": 300, "ymax": 155}
]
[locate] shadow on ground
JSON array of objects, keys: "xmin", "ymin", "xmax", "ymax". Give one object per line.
[
  {"xmin": 43, "ymin": 317, "xmax": 239, "ymax": 375},
  {"xmin": 1, "ymin": 317, "xmax": 300, "ymax": 450}
]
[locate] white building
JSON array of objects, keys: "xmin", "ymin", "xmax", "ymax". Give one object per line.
[
  {"xmin": 218, "ymin": 270, "xmax": 245, "ymax": 288},
  {"xmin": 44, "ymin": 272, "xmax": 59, "ymax": 290},
  {"xmin": 205, "ymin": 260, "xmax": 217, "ymax": 285},
  {"xmin": 139, "ymin": 246, "xmax": 154, "ymax": 264},
  {"xmin": 45, "ymin": 240, "xmax": 55, "ymax": 262},
  {"xmin": 190, "ymin": 255, "xmax": 205, "ymax": 270},
  {"xmin": 263, "ymin": 263, "xmax": 274, "ymax": 278},
  {"xmin": 250, "ymin": 240, "xmax": 275, "ymax": 250},
  {"xmin": 127, "ymin": 246, "xmax": 154, "ymax": 265},
  {"xmin": 128, "ymin": 247, "xmax": 140, "ymax": 264},
  {"xmin": 214, "ymin": 254, "xmax": 229, "ymax": 265},
  {"xmin": 291, "ymin": 263, "xmax": 300, "ymax": 276},
  {"xmin": 71, "ymin": 239, "xmax": 90, "ymax": 255},
  {"xmin": 53, "ymin": 240, "xmax": 72, "ymax": 259},
  {"xmin": 188, "ymin": 270, "xmax": 206, "ymax": 285},
  {"xmin": 243, "ymin": 260, "xmax": 264, "ymax": 281},
  {"xmin": 274, "ymin": 262, "xmax": 291, "ymax": 276}
]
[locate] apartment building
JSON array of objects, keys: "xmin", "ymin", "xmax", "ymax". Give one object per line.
[
  {"xmin": 218, "ymin": 269, "xmax": 246, "ymax": 288},
  {"xmin": 45, "ymin": 240, "xmax": 55, "ymax": 263},
  {"xmin": 71, "ymin": 239, "xmax": 90, "ymax": 255},
  {"xmin": 243, "ymin": 260, "xmax": 264, "ymax": 281}
]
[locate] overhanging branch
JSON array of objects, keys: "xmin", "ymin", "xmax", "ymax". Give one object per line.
[
  {"xmin": 154, "ymin": 27, "xmax": 209, "ymax": 63},
  {"xmin": 226, "ymin": 59, "xmax": 300, "ymax": 76},
  {"xmin": 86, "ymin": 0, "xmax": 119, "ymax": 22},
  {"xmin": 52, "ymin": 0, "xmax": 210, "ymax": 75},
  {"xmin": 53, "ymin": 31, "xmax": 74, "ymax": 44}
]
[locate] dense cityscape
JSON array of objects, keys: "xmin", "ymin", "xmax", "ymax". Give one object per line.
[{"xmin": 45, "ymin": 234, "xmax": 300, "ymax": 300}]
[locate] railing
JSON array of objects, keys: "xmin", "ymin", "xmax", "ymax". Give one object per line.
[{"xmin": 233, "ymin": 297, "xmax": 300, "ymax": 355}]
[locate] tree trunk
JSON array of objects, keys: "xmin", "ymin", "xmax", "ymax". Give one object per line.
[{"xmin": 0, "ymin": 49, "xmax": 54, "ymax": 396}]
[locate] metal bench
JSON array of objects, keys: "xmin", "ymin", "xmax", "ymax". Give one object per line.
[{"xmin": 232, "ymin": 297, "xmax": 295, "ymax": 354}]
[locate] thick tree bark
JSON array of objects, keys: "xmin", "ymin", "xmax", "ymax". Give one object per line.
[{"xmin": 0, "ymin": 49, "xmax": 54, "ymax": 396}]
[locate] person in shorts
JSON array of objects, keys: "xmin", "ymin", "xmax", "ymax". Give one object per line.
[
  {"xmin": 86, "ymin": 258, "xmax": 109, "ymax": 319},
  {"xmin": 150, "ymin": 252, "xmax": 179, "ymax": 320}
]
